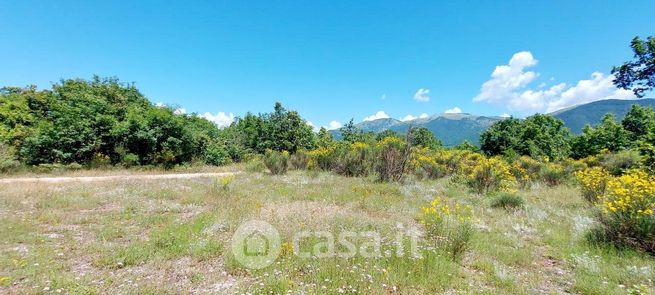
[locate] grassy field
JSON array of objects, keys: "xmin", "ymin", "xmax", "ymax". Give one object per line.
[{"xmin": 0, "ymin": 169, "xmax": 654, "ymax": 294}]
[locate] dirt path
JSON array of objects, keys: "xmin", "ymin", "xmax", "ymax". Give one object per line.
[{"xmin": 0, "ymin": 171, "xmax": 240, "ymax": 184}]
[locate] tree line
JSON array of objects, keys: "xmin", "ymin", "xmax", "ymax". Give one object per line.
[{"xmin": 1, "ymin": 36, "xmax": 653, "ymax": 171}]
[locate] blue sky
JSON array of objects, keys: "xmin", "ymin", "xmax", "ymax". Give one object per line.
[{"xmin": 1, "ymin": 0, "xmax": 653, "ymax": 129}]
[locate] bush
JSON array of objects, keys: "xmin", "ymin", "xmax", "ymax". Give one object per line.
[
  {"xmin": 121, "ymin": 153, "xmax": 140, "ymax": 168},
  {"xmin": 539, "ymin": 163, "xmax": 568, "ymax": 186},
  {"xmin": 509, "ymin": 163, "xmax": 530, "ymax": 188},
  {"xmin": 264, "ymin": 149, "xmax": 289, "ymax": 175},
  {"xmin": 333, "ymin": 142, "xmax": 372, "ymax": 177},
  {"xmin": 307, "ymin": 146, "xmax": 336, "ymax": 171},
  {"xmin": 589, "ymin": 170, "xmax": 655, "ymax": 253},
  {"xmin": 419, "ymin": 196, "xmax": 474, "ymax": 261},
  {"xmin": 204, "ymin": 143, "xmax": 230, "ymax": 166},
  {"xmin": 245, "ymin": 156, "xmax": 265, "ymax": 173},
  {"xmin": 289, "ymin": 150, "xmax": 310, "ymax": 170},
  {"xmin": 374, "ymin": 136, "xmax": 409, "ymax": 182},
  {"xmin": 409, "ymin": 148, "xmax": 448, "ymax": 180},
  {"xmin": 490, "ymin": 193, "xmax": 524, "ymax": 210},
  {"xmin": 463, "ymin": 157, "xmax": 516, "ymax": 194},
  {"xmin": 575, "ymin": 167, "xmax": 611, "ymax": 203},
  {"xmin": 0, "ymin": 144, "xmax": 20, "ymax": 173},
  {"xmin": 599, "ymin": 150, "xmax": 641, "ymax": 176}
]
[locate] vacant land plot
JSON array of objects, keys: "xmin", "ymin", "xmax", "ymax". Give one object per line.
[{"xmin": 1, "ymin": 170, "xmax": 653, "ymax": 294}]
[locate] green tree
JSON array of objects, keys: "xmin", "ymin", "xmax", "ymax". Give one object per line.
[
  {"xmin": 316, "ymin": 127, "xmax": 336, "ymax": 148},
  {"xmin": 1, "ymin": 76, "xmax": 229, "ymax": 168},
  {"xmin": 232, "ymin": 102, "xmax": 315, "ymax": 153},
  {"xmin": 622, "ymin": 104, "xmax": 655, "ymax": 142},
  {"xmin": 408, "ymin": 127, "xmax": 442, "ymax": 150},
  {"xmin": 340, "ymin": 119, "xmax": 362, "ymax": 143},
  {"xmin": 612, "ymin": 36, "xmax": 655, "ymax": 97},
  {"xmin": 480, "ymin": 114, "xmax": 571, "ymax": 160},
  {"xmin": 480, "ymin": 118, "xmax": 522, "ymax": 157},
  {"xmin": 571, "ymin": 114, "xmax": 632, "ymax": 158}
]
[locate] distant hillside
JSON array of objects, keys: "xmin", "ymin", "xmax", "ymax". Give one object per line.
[
  {"xmin": 329, "ymin": 98, "xmax": 655, "ymax": 146},
  {"xmin": 551, "ymin": 98, "xmax": 655, "ymax": 133},
  {"xmin": 331, "ymin": 113, "xmax": 503, "ymax": 146}
]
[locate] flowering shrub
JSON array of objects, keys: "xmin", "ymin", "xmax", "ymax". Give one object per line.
[
  {"xmin": 603, "ymin": 170, "xmax": 655, "ymax": 217},
  {"xmin": 463, "ymin": 157, "xmax": 516, "ymax": 194},
  {"xmin": 575, "ymin": 167, "xmax": 611, "ymax": 203},
  {"xmin": 540, "ymin": 163, "xmax": 569, "ymax": 186},
  {"xmin": 419, "ymin": 196, "xmax": 474, "ymax": 261},
  {"xmin": 333, "ymin": 142, "xmax": 373, "ymax": 177},
  {"xmin": 409, "ymin": 148, "xmax": 447, "ymax": 180},
  {"xmin": 453, "ymin": 150, "xmax": 485, "ymax": 176},
  {"xmin": 589, "ymin": 170, "xmax": 655, "ymax": 253},
  {"xmin": 516, "ymin": 156, "xmax": 543, "ymax": 176},
  {"xmin": 307, "ymin": 146, "xmax": 336, "ymax": 171},
  {"xmin": 509, "ymin": 163, "xmax": 531, "ymax": 188}
]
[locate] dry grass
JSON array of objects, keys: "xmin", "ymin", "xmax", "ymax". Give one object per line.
[{"xmin": 0, "ymin": 170, "xmax": 653, "ymax": 294}]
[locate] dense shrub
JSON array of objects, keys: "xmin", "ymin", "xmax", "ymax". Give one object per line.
[
  {"xmin": 509, "ymin": 163, "xmax": 531, "ymax": 188},
  {"xmin": 409, "ymin": 148, "xmax": 448, "ymax": 180},
  {"xmin": 575, "ymin": 167, "xmax": 611, "ymax": 203},
  {"xmin": 289, "ymin": 150, "xmax": 310, "ymax": 170},
  {"xmin": 539, "ymin": 163, "xmax": 569, "ymax": 186},
  {"xmin": 245, "ymin": 156, "xmax": 266, "ymax": 173},
  {"xmin": 0, "ymin": 143, "xmax": 19, "ymax": 172},
  {"xmin": 463, "ymin": 157, "xmax": 516, "ymax": 194},
  {"xmin": 307, "ymin": 146, "xmax": 336, "ymax": 171},
  {"xmin": 589, "ymin": 170, "xmax": 655, "ymax": 253},
  {"xmin": 203, "ymin": 143, "xmax": 231, "ymax": 166},
  {"xmin": 264, "ymin": 149, "xmax": 289, "ymax": 175},
  {"xmin": 490, "ymin": 192, "xmax": 525, "ymax": 210},
  {"xmin": 374, "ymin": 136, "xmax": 409, "ymax": 182},
  {"xmin": 480, "ymin": 114, "xmax": 571, "ymax": 160},
  {"xmin": 599, "ymin": 149, "xmax": 641, "ymax": 176},
  {"xmin": 333, "ymin": 142, "xmax": 372, "ymax": 177},
  {"xmin": 121, "ymin": 153, "xmax": 140, "ymax": 168}
]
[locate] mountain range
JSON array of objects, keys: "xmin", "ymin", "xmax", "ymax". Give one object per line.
[{"xmin": 331, "ymin": 98, "xmax": 655, "ymax": 146}]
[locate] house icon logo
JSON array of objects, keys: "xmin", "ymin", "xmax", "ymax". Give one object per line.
[{"xmin": 231, "ymin": 220, "xmax": 281, "ymax": 269}]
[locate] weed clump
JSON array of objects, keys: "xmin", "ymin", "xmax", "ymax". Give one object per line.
[
  {"xmin": 419, "ymin": 196, "xmax": 474, "ymax": 261},
  {"xmin": 490, "ymin": 192, "xmax": 524, "ymax": 210}
]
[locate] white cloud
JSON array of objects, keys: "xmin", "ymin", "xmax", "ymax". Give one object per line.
[
  {"xmin": 401, "ymin": 114, "xmax": 417, "ymax": 121},
  {"xmin": 155, "ymin": 102, "xmax": 165, "ymax": 107},
  {"xmin": 306, "ymin": 121, "xmax": 319, "ymax": 132},
  {"xmin": 401, "ymin": 113, "xmax": 430, "ymax": 121},
  {"xmin": 414, "ymin": 88, "xmax": 430, "ymax": 102},
  {"xmin": 545, "ymin": 72, "xmax": 635, "ymax": 112},
  {"xmin": 444, "ymin": 107, "xmax": 462, "ymax": 114},
  {"xmin": 473, "ymin": 51, "xmax": 539, "ymax": 110},
  {"xmin": 363, "ymin": 110, "xmax": 390, "ymax": 121},
  {"xmin": 327, "ymin": 121, "xmax": 342, "ymax": 130},
  {"xmin": 173, "ymin": 108, "xmax": 187, "ymax": 115},
  {"xmin": 473, "ymin": 51, "xmax": 636, "ymax": 112},
  {"xmin": 501, "ymin": 113, "xmax": 511, "ymax": 118},
  {"xmin": 200, "ymin": 112, "xmax": 235, "ymax": 128}
]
